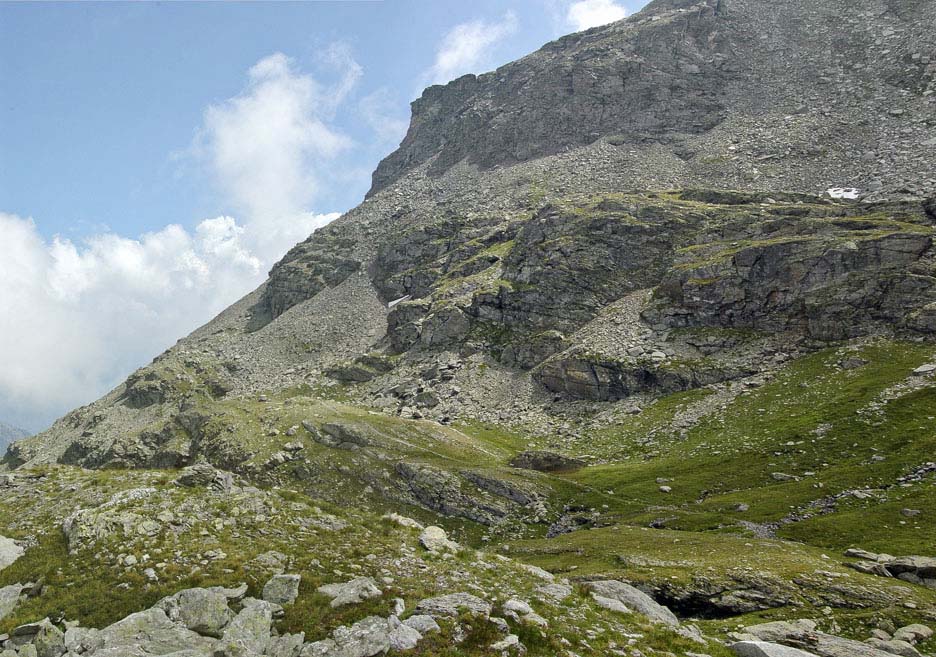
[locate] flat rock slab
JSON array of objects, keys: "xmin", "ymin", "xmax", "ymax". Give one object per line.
[
  {"xmin": 0, "ymin": 584, "xmax": 26, "ymax": 621},
  {"xmin": 0, "ymin": 535, "xmax": 24, "ymax": 571},
  {"xmin": 732, "ymin": 641, "xmax": 821, "ymax": 657},
  {"xmin": 584, "ymin": 580, "xmax": 679, "ymax": 626}
]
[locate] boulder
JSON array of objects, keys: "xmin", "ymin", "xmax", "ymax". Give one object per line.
[
  {"xmin": 156, "ymin": 587, "xmax": 235, "ymax": 638},
  {"xmin": 267, "ymin": 633, "xmax": 305, "ymax": 657},
  {"xmin": 95, "ymin": 607, "xmax": 215, "ymax": 656},
  {"xmin": 317, "ymin": 577, "xmax": 382, "ymax": 608},
  {"xmin": 0, "ymin": 536, "xmax": 24, "ymax": 571},
  {"xmin": 893, "ymin": 624, "xmax": 933, "ymax": 644},
  {"xmin": 320, "ymin": 423, "xmax": 369, "ymax": 449},
  {"xmin": 535, "ymin": 582, "xmax": 572, "ymax": 604},
  {"xmin": 865, "ymin": 638, "xmax": 922, "ymax": 657},
  {"xmin": 174, "ymin": 464, "xmax": 234, "ymax": 492},
  {"xmin": 584, "ymin": 580, "xmax": 679, "ymax": 626},
  {"xmin": 418, "ymin": 526, "xmax": 460, "ymax": 553},
  {"xmin": 415, "ymin": 593, "xmax": 492, "ymax": 618},
  {"xmin": 402, "ymin": 615, "xmax": 440, "ymax": 634},
  {"xmin": 387, "ymin": 618, "xmax": 422, "ymax": 651},
  {"xmin": 508, "ymin": 450, "xmax": 585, "ymax": 473},
  {"xmin": 0, "ymin": 584, "xmax": 26, "ymax": 622},
  {"xmin": 591, "ymin": 594, "xmax": 630, "ymax": 614},
  {"xmin": 732, "ymin": 641, "xmax": 821, "ymax": 657},
  {"xmin": 63, "ymin": 627, "xmax": 103, "ymax": 655},
  {"xmin": 301, "ymin": 616, "xmax": 390, "ymax": 657},
  {"xmin": 744, "ymin": 620, "xmax": 897, "ymax": 657},
  {"xmin": 11, "ymin": 619, "xmax": 65, "ymax": 657},
  {"xmin": 214, "ymin": 598, "xmax": 279, "ymax": 657},
  {"xmin": 262, "ymin": 574, "xmax": 301, "ymax": 605}
]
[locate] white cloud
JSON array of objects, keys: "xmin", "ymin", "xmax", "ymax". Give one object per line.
[
  {"xmin": 566, "ymin": 0, "xmax": 626, "ymax": 31},
  {"xmin": 359, "ymin": 88, "xmax": 410, "ymax": 145},
  {"xmin": 197, "ymin": 52, "xmax": 353, "ymax": 259},
  {"xmin": 0, "ymin": 50, "xmax": 355, "ymax": 432},
  {"xmin": 424, "ymin": 12, "xmax": 518, "ymax": 87}
]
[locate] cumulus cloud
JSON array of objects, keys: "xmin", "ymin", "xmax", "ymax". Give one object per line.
[
  {"xmin": 197, "ymin": 52, "xmax": 353, "ymax": 259},
  {"xmin": 358, "ymin": 88, "xmax": 410, "ymax": 145},
  {"xmin": 424, "ymin": 12, "xmax": 518, "ymax": 87},
  {"xmin": 566, "ymin": 0, "xmax": 627, "ymax": 31},
  {"xmin": 0, "ymin": 50, "xmax": 353, "ymax": 431}
]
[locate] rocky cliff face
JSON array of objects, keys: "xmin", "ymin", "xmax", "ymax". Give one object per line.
[
  {"xmin": 371, "ymin": 0, "xmax": 936, "ymax": 199},
  {"xmin": 3, "ymin": 3, "xmax": 936, "ymax": 656}
]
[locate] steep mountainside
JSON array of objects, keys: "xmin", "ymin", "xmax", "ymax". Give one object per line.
[{"xmin": 3, "ymin": 1, "xmax": 936, "ymax": 657}]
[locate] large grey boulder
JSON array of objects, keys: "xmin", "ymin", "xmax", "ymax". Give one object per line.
[
  {"xmin": 262, "ymin": 574, "xmax": 301, "ymax": 605},
  {"xmin": 0, "ymin": 583, "xmax": 25, "ymax": 621},
  {"xmin": 402, "ymin": 615, "xmax": 439, "ymax": 635},
  {"xmin": 865, "ymin": 638, "xmax": 923, "ymax": 657},
  {"xmin": 94, "ymin": 607, "xmax": 215, "ymax": 656},
  {"xmin": 508, "ymin": 451, "xmax": 584, "ymax": 473},
  {"xmin": 418, "ymin": 526, "xmax": 460, "ymax": 553},
  {"xmin": 732, "ymin": 642, "xmax": 820, "ymax": 657},
  {"xmin": 156, "ymin": 587, "xmax": 235, "ymax": 638},
  {"xmin": 10, "ymin": 619, "xmax": 65, "ymax": 657},
  {"xmin": 387, "ymin": 617, "xmax": 422, "ymax": 652},
  {"xmin": 267, "ymin": 633, "xmax": 305, "ymax": 657},
  {"xmin": 584, "ymin": 580, "xmax": 679, "ymax": 626},
  {"xmin": 300, "ymin": 616, "xmax": 390, "ymax": 657},
  {"xmin": 213, "ymin": 598, "xmax": 280, "ymax": 657},
  {"xmin": 893, "ymin": 624, "xmax": 933, "ymax": 644},
  {"xmin": 415, "ymin": 592, "xmax": 492, "ymax": 618},
  {"xmin": 743, "ymin": 620, "xmax": 898, "ymax": 657},
  {"xmin": 0, "ymin": 535, "xmax": 24, "ymax": 571},
  {"xmin": 63, "ymin": 627, "xmax": 103, "ymax": 655},
  {"xmin": 174, "ymin": 464, "xmax": 234, "ymax": 493},
  {"xmin": 317, "ymin": 577, "xmax": 381, "ymax": 608}
]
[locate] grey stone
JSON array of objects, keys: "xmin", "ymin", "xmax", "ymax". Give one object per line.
[
  {"xmin": 95, "ymin": 608, "xmax": 215, "ymax": 656},
  {"xmin": 584, "ymin": 580, "xmax": 679, "ymax": 626},
  {"xmin": 534, "ymin": 582, "xmax": 572, "ymax": 603},
  {"xmin": 0, "ymin": 584, "xmax": 25, "ymax": 622},
  {"xmin": 893, "ymin": 624, "xmax": 933, "ymax": 644},
  {"xmin": 415, "ymin": 593, "xmax": 492, "ymax": 618},
  {"xmin": 0, "ymin": 536, "xmax": 24, "ymax": 571},
  {"xmin": 744, "ymin": 620, "xmax": 897, "ymax": 657},
  {"xmin": 268, "ymin": 633, "xmax": 305, "ymax": 657},
  {"xmin": 731, "ymin": 641, "xmax": 820, "ymax": 657},
  {"xmin": 12, "ymin": 619, "xmax": 64, "ymax": 657},
  {"xmin": 402, "ymin": 615, "xmax": 439, "ymax": 635},
  {"xmin": 590, "ymin": 593, "xmax": 630, "ymax": 614},
  {"xmin": 388, "ymin": 621, "xmax": 422, "ymax": 651},
  {"xmin": 317, "ymin": 577, "xmax": 381, "ymax": 608},
  {"xmin": 262, "ymin": 574, "xmax": 301, "ymax": 605},
  {"xmin": 865, "ymin": 638, "xmax": 921, "ymax": 657},
  {"xmin": 156, "ymin": 587, "xmax": 235, "ymax": 638},
  {"xmin": 508, "ymin": 451, "xmax": 584, "ymax": 473},
  {"xmin": 418, "ymin": 526, "xmax": 460, "ymax": 553},
  {"xmin": 213, "ymin": 598, "xmax": 279, "ymax": 657},
  {"xmin": 300, "ymin": 616, "xmax": 389, "ymax": 657}
]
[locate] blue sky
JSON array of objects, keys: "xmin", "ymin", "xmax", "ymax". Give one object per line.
[{"xmin": 0, "ymin": 0, "xmax": 645, "ymax": 431}]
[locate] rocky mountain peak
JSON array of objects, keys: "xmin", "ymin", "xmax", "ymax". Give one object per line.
[{"xmin": 370, "ymin": 0, "xmax": 936, "ymax": 199}]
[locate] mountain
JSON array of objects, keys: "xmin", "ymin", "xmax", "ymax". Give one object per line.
[
  {"xmin": 2, "ymin": 1, "xmax": 936, "ymax": 656},
  {"xmin": 0, "ymin": 421, "xmax": 28, "ymax": 454}
]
